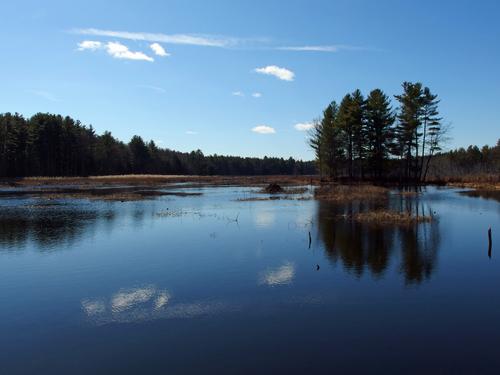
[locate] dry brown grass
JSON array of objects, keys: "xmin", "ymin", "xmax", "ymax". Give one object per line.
[
  {"xmin": 0, "ymin": 187, "xmax": 202, "ymax": 201},
  {"xmin": 236, "ymin": 196, "xmax": 282, "ymax": 202},
  {"xmin": 314, "ymin": 184, "xmax": 389, "ymax": 202},
  {"xmin": 394, "ymin": 191, "xmax": 420, "ymax": 197},
  {"xmin": 426, "ymin": 174, "xmax": 500, "ymax": 190},
  {"xmin": 350, "ymin": 210, "xmax": 433, "ymax": 225},
  {"xmin": 446, "ymin": 182, "xmax": 500, "ymax": 191},
  {"xmin": 0, "ymin": 175, "xmax": 319, "ymax": 188}
]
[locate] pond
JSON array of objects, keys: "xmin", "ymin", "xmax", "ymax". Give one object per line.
[{"xmin": 0, "ymin": 186, "xmax": 498, "ymax": 374}]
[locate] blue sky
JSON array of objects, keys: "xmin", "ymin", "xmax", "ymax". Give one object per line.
[{"xmin": 1, "ymin": 0, "xmax": 499, "ymax": 160}]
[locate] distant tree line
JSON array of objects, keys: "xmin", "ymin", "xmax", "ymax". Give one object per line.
[
  {"xmin": 426, "ymin": 141, "xmax": 500, "ymax": 180},
  {"xmin": 0, "ymin": 112, "xmax": 315, "ymax": 177},
  {"xmin": 310, "ymin": 82, "xmax": 449, "ymax": 183}
]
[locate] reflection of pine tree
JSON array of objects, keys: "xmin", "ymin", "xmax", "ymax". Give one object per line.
[{"xmin": 316, "ymin": 198, "xmax": 440, "ymax": 283}]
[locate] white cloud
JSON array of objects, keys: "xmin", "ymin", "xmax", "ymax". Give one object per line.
[
  {"xmin": 294, "ymin": 122, "xmax": 314, "ymax": 131},
  {"xmin": 105, "ymin": 41, "xmax": 154, "ymax": 62},
  {"xmin": 138, "ymin": 84, "xmax": 166, "ymax": 93},
  {"xmin": 252, "ymin": 92, "xmax": 262, "ymax": 98},
  {"xmin": 150, "ymin": 42, "xmax": 169, "ymax": 57},
  {"xmin": 77, "ymin": 40, "xmax": 102, "ymax": 51},
  {"xmin": 232, "ymin": 91, "xmax": 244, "ymax": 97},
  {"xmin": 254, "ymin": 65, "xmax": 294, "ymax": 81},
  {"xmin": 278, "ymin": 45, "xmax": 368, "ymax": 52},
  {"xmin": 186, "ymin": 130, "xmax": 198, "ymax": 135},
  {"xmin": 28, "ymin": 90, "xmax": 59, "ymax": 102},
  {"xmin": 252, "ymin": 125, "xmax": 276, "ymax": 134},
  {"xmin": 72, "ymin": 28, "xmax": 235, "ymax": 47},
  {"xmin": 259, "ymin": 262, "xmax": 295, "ymax": 286}
]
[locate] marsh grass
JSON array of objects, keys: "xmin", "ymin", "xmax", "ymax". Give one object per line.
[
  {"xmin": 426, "ymin": 174, "xmax": 500, "ymax": 190},
  {"xmin": 348, "ymin": 210, "xmax": 433, "ymax": 225},
  {"xmin": 0, "ymin": 187, "xmax": 202, "ymax": 202},
  {"xmin": 1, "ymin": 175, "xmax": 319, "ymax": 188},
  {"xmin": 314, "ymin": 184, "xmax": 389, "ymax": 202}
]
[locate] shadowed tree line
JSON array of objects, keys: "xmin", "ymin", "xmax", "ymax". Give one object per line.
[
  {"xmin": 309, "ymin": 81, "xmax": 499, "ymax": 183},
  {"xmin": 0, "ymin": 112, "xmax": 315, "ymax": 177},
  {"xmin": 426, "ymin": 141, "xmax": 500, "ymax": 181}
]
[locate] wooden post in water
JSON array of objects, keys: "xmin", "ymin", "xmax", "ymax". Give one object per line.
[
  {"xmin": 308, "ymin": 231, "xmax": 312, "ymax": 249},
  {"xmin": 488, "ymin": 227, "xmax": 492, "ymax": 258}
]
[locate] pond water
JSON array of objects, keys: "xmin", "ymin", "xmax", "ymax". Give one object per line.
[{"xmin": 0, "ymin": 186, "xmax": 499, "ymax": 374}]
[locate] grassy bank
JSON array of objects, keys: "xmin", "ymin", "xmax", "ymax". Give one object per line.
[{"xmin": 0, "ymin": 175, "xmax": 319, "ymax": 188}]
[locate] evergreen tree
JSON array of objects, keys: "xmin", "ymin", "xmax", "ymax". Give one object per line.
[
  {"xmin": 308, "ymin": 118, "xmax": 325, "ymax": 178},
  {"xmin": 337, "ymin": 94, "xmax": 354, "ymax": 179},
  {"xmin": 394, "ymin": 82, "xmax": 425, "ymax": 182},
  {"xmin": 365, "ymin": 89, "xmax": 395, "ymax": 180},
  {"xmin": 320, "ymin": 101, "xmax": 344, "ymax": 177},
  {"xmin": 420, "ymin": 87, "xmax": 442, "ymax": 181},
  {"xmin": 350, "ymin": 89, "xmax": 367, "ymax": 178}
]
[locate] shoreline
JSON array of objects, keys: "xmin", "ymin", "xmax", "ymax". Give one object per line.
[{"xmin": 1, "ymin": 175, "xmax": 498, "ymax": 190}]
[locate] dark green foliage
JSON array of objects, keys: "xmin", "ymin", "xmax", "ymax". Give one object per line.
[
  {"xmin": 311, "ymin": 82, "xmax": 453, "ymax": 183},
  {"xmin": 321, "ymin": 101, "xmax": 344, "ymax": 178},
  {"xmin": 365, "ymin": 89, "xmax": 395, "ymax": 179},
  {"xmin": 0, "ymin": 112, "xmax": 314, "ymax": 177},
  {"xmin": 427, "ymin": 141, "xmax": 500, "ymax": 178}
]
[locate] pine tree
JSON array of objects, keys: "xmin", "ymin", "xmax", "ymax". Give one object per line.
[
  {"xmin": 308, "ymin": 118, "xmax": 325, "ymax": 178},
  {"xmin": 320, "ymin": 101, "xmax": 344, "ymax": 178},
  {"xmin": 337, "ymin": 94, "xmax": 354, "ymax": 180},
  {"xmin": 350, "ymin": 89, "xmax": 367, "ymax": 178},
  {"xmin": 420, "ymin": 87, "xmax": 442, "ymax": 181},
  {"xmin": 365, "ymin": 89, "xmax": 395, "ymax": 180},
  {"xmin": 394, "ymin": 82, "xmax": 424, "ymax": 182}
]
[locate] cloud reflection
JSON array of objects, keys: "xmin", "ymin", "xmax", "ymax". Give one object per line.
[
  {"xmin": 254, "ymin": 209, "xmax": 275, "ymax": 227},
  {"xmin": 81, "ymin": 285, "xmax": 229, "ymax": 325},
  {"xmin": 111, "ymin": 286, "xmax": 157, "ymax": 313},
  {"xmin": 259, "ymin": 262, "xmax": 295, "ymax": 286}
]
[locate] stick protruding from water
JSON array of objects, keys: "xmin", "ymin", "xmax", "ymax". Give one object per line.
[{"xmin": 488, "ymin": 227, "xmax": 492, "ymax": 258}]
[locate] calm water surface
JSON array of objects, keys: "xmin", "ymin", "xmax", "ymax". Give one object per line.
[{"xmin": 0, "ymin": 186, "xmax": 499, "ymax": 374}]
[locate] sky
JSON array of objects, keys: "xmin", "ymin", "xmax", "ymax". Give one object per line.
[{"xmin": 0, "ymin": 0, "xmax": 499, "ymax": 160}]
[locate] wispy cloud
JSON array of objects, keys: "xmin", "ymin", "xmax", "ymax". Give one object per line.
[
  {"xmin": 232, "ymin": 91, "xmax": 244, "ymax": 97},
  {"xmin": 252, "ymin": 92, "xmax": 262, "ymax": 98},
  {"xmin": 150, "ymin": 42, "xmax": 170, "ymax": 57},
  {"xmin": 77, "ymin": 40, "xmax": 154, "ymax": 62},
  {"xmin": 255, "ymin": 65, "xmax": 294, "ymax": 81},
  {"xmin": 252, "ymin": 125, "xmax": 276, "ymax": 134},
  {"xmin": 186, "ymin": 130, "xmax": 198, "ymax": 135},
  {"xmin": 72, "ymin": 28, "xmax": 236, "ymax": 48},
  {"xmin": 105, "ymin": 41, "xmax": 154, "ymax": 62},
  {"xmin": 28, "ymin": 90, "xmax": 59, "ymax": 102},
  {"xmin": 278, "ymin": 45, "xmax": 370, "ymax": 52},
  {"xmin": 77, "ymin": 40, "xmax": 102, "ymax": 51},
  {"xmin": 137, "ymin": 84, "xmax": 166, "ymax": 93},
  {"xmin": 294, "ymin": 122, "xmax": 314, "ymax": 131}
]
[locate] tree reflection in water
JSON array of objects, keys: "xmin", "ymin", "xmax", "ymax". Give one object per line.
[
  {"xmin": 0, "ymin": 203, "xmax": 116, "ymax": 251},
  {"xmin": 316, "ymin": 195, "xmax": 440, "ymax": 284}
]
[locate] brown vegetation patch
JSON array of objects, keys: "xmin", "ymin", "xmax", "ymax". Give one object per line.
[
  {"xmin": 0, "ymin": 175, "xmax": 319, "ymax": 188},
  {"xmin": 338, "ymin": 210, "xmax": 433, "ymax": 225},
  {"xmin": 236, "ymin": 196, "xmax": 281, "ymax": 202},
  {"xmin": 426, "ymin": 174, "xmax": 500, "ymax": 191},
  {"xmin": 0, "ymin": 187, "xmax": 202, "ymax": 201},
  {"xmin": 263, "ymin": 183, "xmax": 284, "ymax": 194},
  {"xmin": 459, "ymin": 189, "xmax": 500, "ymax": 203},
  {"xmin": 393, "ymin": 190, "xmax": 420, "ymax": 197},
  {"xmin": 314, "ymin": 184, "xmax": 389, "ymax": 202}
]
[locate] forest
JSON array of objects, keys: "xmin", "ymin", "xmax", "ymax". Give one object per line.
[
  {"xmin": 1, "ymin": 81, "xmax": 498, "ymax": 180},
  {"xmin": 0, "ymin": 112, "xmax": 314, "ymax": 177},
  {"xmin": 309, "ymin": 81, "xmax": 499, "ymax": 183}
]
